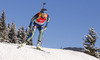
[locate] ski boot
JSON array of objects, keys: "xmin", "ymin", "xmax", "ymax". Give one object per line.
[
  {"xmin": 20, "ymin": 43, "xmax": 24, "ymax": 47},
  {"xmin": 18, "ymin": 40, "xmax": 24, "ymax": 47},
  {"xmin": 36, "ymin": 41, "xmax": 41, "ymax": 50}
]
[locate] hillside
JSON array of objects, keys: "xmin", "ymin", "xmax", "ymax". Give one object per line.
[{"xmin": 0, "ymin": 43, "xmax": 99, "ymax": 60}]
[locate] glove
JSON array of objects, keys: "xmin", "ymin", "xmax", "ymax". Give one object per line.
[{"xmin": 44, "ymin": 26, "xmax": 47, "ymax": 30}]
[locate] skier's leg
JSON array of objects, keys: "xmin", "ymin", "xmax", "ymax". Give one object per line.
[
  {"xmin": 26, "ymin": 26, "xmax": 37, "ymax": 42},
  {"xmin": 37, "ymin": 27, "xmax": 44, "ymax": 48}
]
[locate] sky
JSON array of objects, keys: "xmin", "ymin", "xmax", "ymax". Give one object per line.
[{"xmin": 0, "ymin": 0, "xmax": 100, "ymax": 49}]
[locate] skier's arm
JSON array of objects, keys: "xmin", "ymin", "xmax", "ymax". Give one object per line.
[
  {"xmin": 45, "ymin": 15, "xmax": 50, "ymax": 28},
  {"xmin": 29, "ymin": 14, "xmax": 38, "ymax": 28}
]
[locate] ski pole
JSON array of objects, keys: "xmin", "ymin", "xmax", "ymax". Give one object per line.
[{"xmin": 40, "ymin": 29, "xmax": 46, "ymax": 46}]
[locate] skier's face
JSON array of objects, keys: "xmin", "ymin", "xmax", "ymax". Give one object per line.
[{"xmin": 41, "ymin": 13, "xmax": 46, "ymax": 17}]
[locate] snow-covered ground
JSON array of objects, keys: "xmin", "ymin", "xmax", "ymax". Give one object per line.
[{"xmin": 0, "ymin": 43, "xmax": 99, "ymax": 60}]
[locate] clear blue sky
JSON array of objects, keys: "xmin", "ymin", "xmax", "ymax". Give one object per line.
[{"xmin": 0, "ymin": 0, "xmax": 100, "ymax": 49}]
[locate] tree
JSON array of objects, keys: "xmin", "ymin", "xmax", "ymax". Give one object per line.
[
  {"xmin": 0, "ymin": 10, "xmax": 6, "ymax": 31},
  {"xmin": 8, "ymin": 22, "xmax": 17, "ymax": 43},
  {"xmin": 83, "ymin": 27, "xmax": 100, "ymax": 58},
  {"xmin": 0, "ymin": 10, "xmax": 9, "ymax": 42},
  {"xmin": 17, "ymin": 27, "xmax": 26, "ymax": 43},
  {"xmin": 6, "ymin": 23, "xmax": 11, "ymax": 42}
]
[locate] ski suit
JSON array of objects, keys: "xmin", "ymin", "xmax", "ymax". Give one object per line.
[{"xmin": 26, "ymin": 12, "xmax": 50, "ymax": 46}]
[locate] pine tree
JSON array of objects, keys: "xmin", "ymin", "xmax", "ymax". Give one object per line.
[
  {"xmin": 0, "ymin": 32, "xmax": 3, "ymax": 42},
  {"xmin": 2, "ymin": 28, "xmax": 9, "ymax": 42},
  {"xmin": 8, "ymin": 22, "xmax": 17, "ymax": 43},
  {"xmin": 6, "ymin": 23, "xmax": 11, "ymax": 42},
  {"xmin": 17, "ymin": 27, "xmax": 26, "ymax": 43},
  {"xmin": 21, "ymin": 27, "xmax": 26, "ymax": 43},
  {"xmin": 83, "ymin": 27, "xmax": 100, "ymax": 58},
  {"xmin": 0, "ymin": 17, "xmax": 3, "ymax": 41},
  {"xmin": 0, "ymin": 11, "xmax": 6, "ymax": 31},
  {"xmin": 0, "ymin": 11, "xmax": 9, "ymax": 42}
]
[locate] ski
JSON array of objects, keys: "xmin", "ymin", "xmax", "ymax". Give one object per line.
[
  {"xmin": 34, "ymin": 48, "xmax": 50, "ymax": 53},
  {"xmin": 17, "ymin": 43, "xmax": 24, "ymax": 49}
]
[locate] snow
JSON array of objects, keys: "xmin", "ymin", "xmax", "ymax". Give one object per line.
[
  {"xmin": 0, "ymin": 26, "xmax": 4, "ymax": 29},
  {"xmin": 0, "ymin": 43, "xmax": 99, "ymax": 60}
]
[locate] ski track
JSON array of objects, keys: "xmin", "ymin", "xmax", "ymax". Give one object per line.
[{"xmin": 0, "ymin": 43, "xmax": 99, "ymax": 60}]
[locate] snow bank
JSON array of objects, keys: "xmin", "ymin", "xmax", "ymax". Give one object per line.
[{"xmin": 0, "ymin": 43, "xmax": 99, "ymax": 60}]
